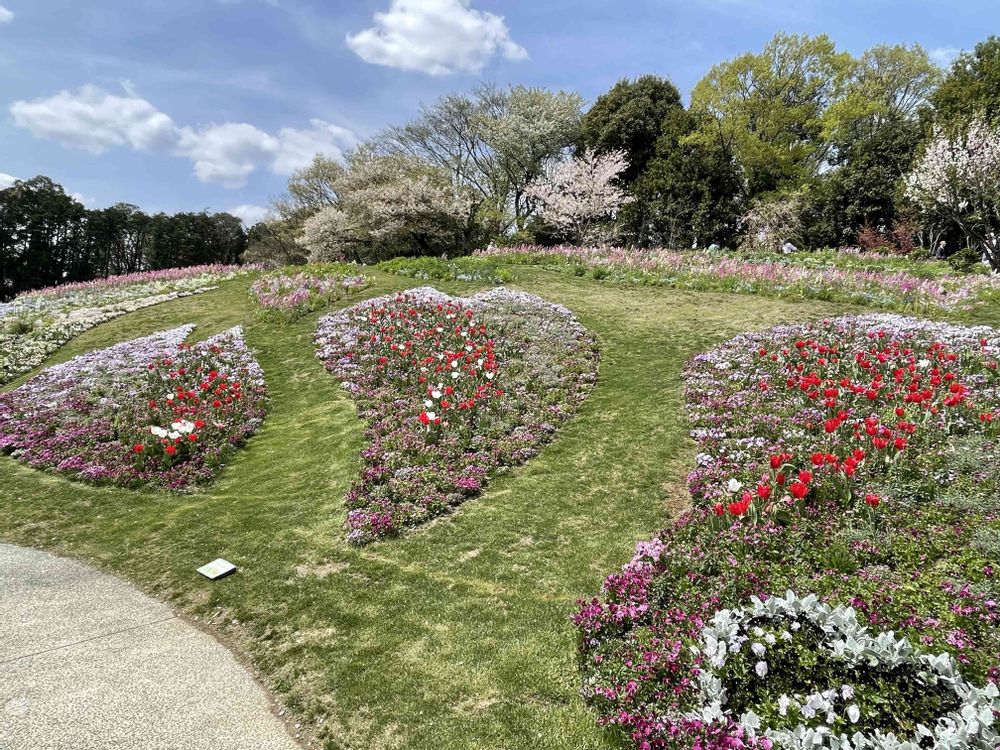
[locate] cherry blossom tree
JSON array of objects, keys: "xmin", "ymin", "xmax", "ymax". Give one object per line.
[
  {"xmin": 525, "ymin": 149, "xmax": 631, "ymax": 245},
  {"xmin": 905, "ymin": 118, "xmax": 1000, "ymax": 271}
]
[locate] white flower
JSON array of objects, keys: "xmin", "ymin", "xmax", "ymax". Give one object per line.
[
  {"xmin": 777, "ymin": 694, "xmax": 792, "ymax": 716},
  {"xmin": 847, "ymin": 704, "xmax": 861, "ymax": 723},
  {"xmin": 754, "ymin": 660, "xmax": 768, "ymax": 677},
  {"xmin": 431, "ymin": 389, "xmax": 442, "ymax": 399},
  {"xmin": 728, "ymin": 478, "xmax": 743, "ymax": 493},
  {"xmin": 425, "ymin": 399, "xmax": 434, "ymax": 408},
  {"xmin": 751, "ymin": 642, "xmax": 766, "ymax": 657}
]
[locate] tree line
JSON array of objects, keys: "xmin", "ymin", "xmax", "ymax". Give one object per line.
[
  {"xmin": 0, "ymin": 176, "xmax": 247, "ymax": 300},
  {"xmin": 247, "ymin": 33, "xmax": 1000, "ymax": 272}
]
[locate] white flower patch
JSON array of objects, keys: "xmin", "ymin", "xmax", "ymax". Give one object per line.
[
  {"xmin": 2, "ymin": 266, "xmax": 251, "ymax": 384},
  {"xmin": 690, "ymin": 591, "xmax": 1000, "ymax": 750}
]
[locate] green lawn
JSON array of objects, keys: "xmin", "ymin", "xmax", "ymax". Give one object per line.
[{"xmin": 0, "ymin": 267, "xmax": 970, "ymax": 749}]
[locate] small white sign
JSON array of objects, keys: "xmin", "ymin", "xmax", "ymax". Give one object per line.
[{"xmin": 197, "ymin": 558, "xmax": 237, "ymax": 580}]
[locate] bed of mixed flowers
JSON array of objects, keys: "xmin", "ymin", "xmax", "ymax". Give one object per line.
[
  {"xmin": 315, "ymin": 286, "xmax": 599, "ymax": 543},
  {"xmin": 0, "ymin": 325, "xmax": 267, "ymax": 490},
  {"xmin": 1, "ymin": 264, "xmax": 252, "ymax": 384},
  {"xmin": 574, "ymin": 314, "xmax": 1000, "ymax": 750},
  {"xmin": 249, "ymin": 264, "xmax": 371, "ymax": 322},
  {"xmin": 479, "ymin": 246, "xmax": 1000, "ymax": 314}
]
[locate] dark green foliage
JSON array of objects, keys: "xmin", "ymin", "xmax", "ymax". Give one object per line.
[
  {"xmin": 932, "ymin": 36, "xmax": 1000, "ymax": 126},
  {"xmin": 804, "ymin": 115, "xmax": 923, "ymax": 248},
  {"xmin": 947, "ymin": 246, "xmax": 986, "ymax": 273},
  {"xmin": 0, "ymin": 176, "xmax": 248, "ymax": 299},
  {"xmin": 626, "ymin": 109, "xmax": 744, "ymax": 248},
  {"xmin": 580, "ymin": 75, "xmax": 684, "ymax": 184}
]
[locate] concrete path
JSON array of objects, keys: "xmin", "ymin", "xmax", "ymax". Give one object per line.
[{"xmin": 0, "ymin": 544, "xmax": 302, "ymax": 750}]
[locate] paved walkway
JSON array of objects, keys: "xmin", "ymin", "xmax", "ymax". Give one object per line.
[{"xmin": 0, "ymin": 544, "xmax": 302, "ymax": 750}]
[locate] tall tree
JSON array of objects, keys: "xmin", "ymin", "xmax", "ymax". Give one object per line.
[
  {"xmin": 804, "ymin": 45, "xmax": 937, "ymax": 248},
  {"xmin": 688, "ymin": 33, "xmax": 855, "ymax": 197},
  {"xmin": 299, "ymin": 149, "xmax": 480, "ymax": 264},
  {"xmin": 805, "ymin": 114, "xmax": 923, "ymax": 248},
  {"xmin": 627, "ymin": 109, "xmax": 744, "ymax": 248},
  {"xmin": 932, "ymin": 36, "xmax": 1000, "ymax": 127},
  {"xmin": 272, "ymin": 155, "xmax": 344, "ymax": 228},
  {"xmin": 378, "ymin": 83, "xmax": 583, "ymax": 234},
  {"xmin": 580, "ymin": 75, "xmax": 684, "ymax": 184},
  {"xmin": 0, "ymin": 176, "xmax": 86, "ymax": 298}
]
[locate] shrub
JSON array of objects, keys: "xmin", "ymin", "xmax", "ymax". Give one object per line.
[
  {"xmin": 739, "ymin": 197, "xmax": 804, "ymax": 254},
  {"xmin": 377, "ymin": 256, "xmax": 514, "ymax": 284},
  {"xmin": 948, "ymin": 247, "xmax": 986, "ymax": 273}
]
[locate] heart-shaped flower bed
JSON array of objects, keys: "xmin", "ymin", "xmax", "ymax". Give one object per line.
[
  {"xmin": 315, "ymin": 287, "xmax": 599, "ymax": 543},
  {"xmin": 694, "ymin": 592, "xmax": 999, "ymax": 750},
  {"xmin": 0, "ymin": 326, "xmax": 267, "ymax": 490}
]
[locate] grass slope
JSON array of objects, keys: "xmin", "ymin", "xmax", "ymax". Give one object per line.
[{"xmin": 0, "ymin": 267, "xmax": 930, "ymax": 749}]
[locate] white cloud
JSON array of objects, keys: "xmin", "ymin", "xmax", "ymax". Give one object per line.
[
  {"xmin": 10, "ymin": 85, "xmax": 356, "ymax": 188},
  {"xmin": 346, "ymin": 0, "xmax": 528, "ymax": 76},
  {"xmin": 930, "ymin": 46, "xmax": 961, "ymax": 69},
  {"xmin": 271, "ymin": 118, "xmax": 356, "ymax": 175},
  {"xmin": 0, "ymin": 172, "xmax": 16, "ymax": 189},
  {"xmin": 228, "ymin": 203, "xmax": 272, "ymax": 226},
  {"xmin": 70, "ymin": 192, "xmax": 96, "ymax": 207},
  {"xmin": 179, "ymin": 122, "xmax": 277, "ymax": 188},
  {"xmin": 10, "ymin": 85, "xmax": 179, "ymax": 154},
  {"xmin": 0, "ymin": 4, "xmax": 13, "ymax": 23}
]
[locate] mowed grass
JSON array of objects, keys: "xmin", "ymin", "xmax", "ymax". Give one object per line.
[{"xmin": 0, "ymin": 267, "xmax": 951, "ymax": 749}]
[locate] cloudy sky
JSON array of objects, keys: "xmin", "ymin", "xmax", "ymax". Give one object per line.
[{"xmin": 0, "ymin": 0, "xmax": 995, "ymax": 224}]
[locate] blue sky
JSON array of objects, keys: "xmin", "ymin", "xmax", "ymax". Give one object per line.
[{"xmin": 0, "ymin": 0, "xmax": 996, "ymax": 224}]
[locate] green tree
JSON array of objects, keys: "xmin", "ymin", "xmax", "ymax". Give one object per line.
[
  {"xmin": 299, "ymin": 149, "xmax": 481, "ymax": 264},
  {"xmin": 689, "ymin": 33, "xmax": 855, "ymax": 196},
  {"xmin": 932, "ymin": 36, "xmax": 1000, "ymax": 126},
  {"xmin": 83, "ymin": 203, "xmax": 150, "ymax": 277},
  {"xmin": 804, "ymin": 44, "xmax": 937, "ymax": 248},
  {"xmin": 805, "ymin": 115, "xmax": 923, "ymax": 248},
  {"xmin": 0, "ymin": 176, "xmax": 86, "ymax": 298},
  {"xmin": 379, "ymin": 83, "xmax": 583, "ymax": 234},
  {"xmin": 627, "ymin": 109, "xmax": 744, "ymax": 248},
  {"xmin": 580, "ymin": 75, "xmax": 684, "ymax": 184}
]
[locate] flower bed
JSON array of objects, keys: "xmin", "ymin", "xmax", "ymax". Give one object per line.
[
  {"xmin": 250, "ymin": 265, "xmax": 371, "ymax": 322},
  {"xmin": 0, "ymin": 326, "xmax": 266, "ymax": 489},
  {"xmin": 1, "ymin": 265, "xmax": 253, "ymax": 384},
  {"xmin": 686, "ymin": 314, "xmax": 998, "ymax": 515},
  {"xmin": 478, "ymin": 246, "xmax": 1000, "ymax": 314},
  {"xmin": 574, "ymin": 315, "xmax": 1000, "ymax": 750},
  {"xmin": 315, "ymin": 286, "xmax": 599, "ymax": 543}
]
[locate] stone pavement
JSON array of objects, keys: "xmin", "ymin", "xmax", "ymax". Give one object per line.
[{"xmin": 0, "ymin": 543, "xmax": 302, "ymax": 750}]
